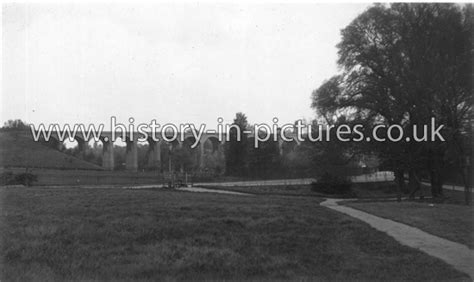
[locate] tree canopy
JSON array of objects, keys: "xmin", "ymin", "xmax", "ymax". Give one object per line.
[{"xmin": 312, "ymin": 3, "xmax": 472, "ymax": 201}]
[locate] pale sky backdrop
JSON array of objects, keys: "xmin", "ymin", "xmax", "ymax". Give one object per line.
[{"xmin": 2, "ymin": 3, "xmax": 370, "ymax": 129}]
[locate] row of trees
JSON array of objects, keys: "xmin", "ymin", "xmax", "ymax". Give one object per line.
[
  {"xmin": 2, "ymin": 118, "xmax": 365, "ymax": 179},
  {"xmin": 225, "ymin": 112, "xmax": 286, "ymax": 178},
  {"xmin": 223, "ymin": 112, "xmax": 373, "ymax": 179},
  {"xmin": 311, "ymin": 3, "xmax": 472, "ymax": 203},
  {"xmin": 1, "ymin": 119, "xmax": 30, "ymax": 131}
]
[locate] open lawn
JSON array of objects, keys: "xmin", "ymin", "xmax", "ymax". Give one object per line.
[
  {"xmin": 199, "ymin": 182, "xmax": 408, "ymax": 198},
  {"xmin": 0, "ymin": 187, "xmax": 469, "ymax": 281},
  {"xmin": 345, "ymin": 200, "xmax": 474, "ymax": 249},
  {"xmin": 0, "ymin": 131, "xmax": 101, "ymax": 170},
  {"xmin": 198, "ymin": 184, "xmax": 318, "ymax": 197}
]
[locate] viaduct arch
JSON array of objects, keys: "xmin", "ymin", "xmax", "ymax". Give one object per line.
[{"xmin": 42, "ymin": 130, "xmax": 301, "ymax": 172}]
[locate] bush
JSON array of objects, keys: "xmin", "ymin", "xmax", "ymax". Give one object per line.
[
  {"xmin": 0, "ymin": 172, "xmax": 38, "ymax": 186},
  {"xmin": 14, "ymin": 173, "xmax": 38, "ymax": 186},
  {"xmin": 311, "ymin": 172, "xmax": 352, "ymax": 195},
  {"xmin": 0, "ymin": 172, "xmax": 15, "ymax": 185}
]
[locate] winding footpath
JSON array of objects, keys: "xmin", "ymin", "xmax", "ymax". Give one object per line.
[
  {"xmin": 176, "ymin": 187, "xmax": 251, "ymax": 196},
  {"xmin": 321, "ymin": 199, "xmax": 474, "ymax": 279},
  {"xmin": 123, "ymin": 181, "xmax": 473, "ymax": 278}
]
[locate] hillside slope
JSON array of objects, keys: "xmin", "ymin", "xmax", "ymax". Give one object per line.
[{"xmin": 0, "ymin": 131, "xmax": 103, "ymax": 170}]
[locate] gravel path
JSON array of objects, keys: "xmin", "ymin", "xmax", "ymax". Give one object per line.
[
  {"xmin": 321, "ymin": 198, "xmax": 474, "ymax": 279},
  {"xmin": 176, "ymin": 187, "xmax": 252, "ymax": 196}
]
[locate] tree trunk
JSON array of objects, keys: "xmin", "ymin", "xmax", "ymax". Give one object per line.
[
  {"xmin": 395, "ymin": 169, "xmax": 405, "ymax": 202},
  {"xmin": 428, "ymin": 151, "xmax": 445, "ymax": 198},
  {"xmin": 415, "ymin": 171, "xmax": 424, "ymax": 200},
  {"xmin": 429, "ymin": 169, "xmax": 444, "ymax": 198},
  {"xmin": 408, "ymin": 169, "xmax": 420, "ymax": 199},
  {"xmin": 430, "ymin": 169, "xmax": 438, "ymax": 197},
  {"xmin": 460, "ymin": 166, "xmax": 472, "ymax": 205},
  {"xmin": 436, "ymin": 170, "xmax": 444, "ymax": 197}
]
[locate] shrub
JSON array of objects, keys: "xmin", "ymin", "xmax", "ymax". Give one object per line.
[
  {"xmin": 0, "ymin": 171, "xmax": 15, "ymax": 185},
  {"xmin": 311, "ymin": 172, "xmax": 352, "ymax": 195},
  {"xmin": 1, "ymin": 172, "xmax": 38, "ymax": 186},
  {"xmin": 14, "ymin": 173, "xmax": 38, "ymax": 186}
]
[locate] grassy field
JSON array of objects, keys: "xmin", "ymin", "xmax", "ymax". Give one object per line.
[
  {"xmin": 198, "ymin": 184, "xmax": 318, "ymax": 197},
  {"xmin": 0, "ymin": 187, "xmax": 469, "ymax": 281},
  {"xmin": 0, "ymin": 131, "xmax": 101, "ymax": 170},
  {"xmin": 199, "ymin": 182, "xmax": 408, "ymax": 198},
  {"xmin": 345, "ymin": 200, "xmax": 474, "ymax": 249}
]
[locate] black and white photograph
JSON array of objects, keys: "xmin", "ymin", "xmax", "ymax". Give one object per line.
[{"xmin": 1, "ymin": 1, "xmax": 473, "ymax": 281}]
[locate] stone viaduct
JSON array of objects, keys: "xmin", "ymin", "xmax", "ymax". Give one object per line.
[{"xmin": 42, "ymin": 130, "xmax": 301, "ymax": 172}]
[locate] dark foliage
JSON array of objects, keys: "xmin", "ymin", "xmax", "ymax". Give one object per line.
[
  {"xmin": 311, "ymin": 172, "xmax": 353, "ymax": 195},
  {"xmin": 0, "ymin": 172, "xmax": 38, "ymax": 186}
]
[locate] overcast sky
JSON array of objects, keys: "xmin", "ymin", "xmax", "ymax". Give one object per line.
[{"xmin": 2, "ymin": 3, "xmax": 370, "ymax": 129}]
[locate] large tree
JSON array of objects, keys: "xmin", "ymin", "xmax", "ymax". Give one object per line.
[
  {"xmin": 312, "ymin": 3, "xmax": 472, "ymax": 202},
  {"xmin": 225, "ymin": 112, "xmax": 250, "ymax": 176}
]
